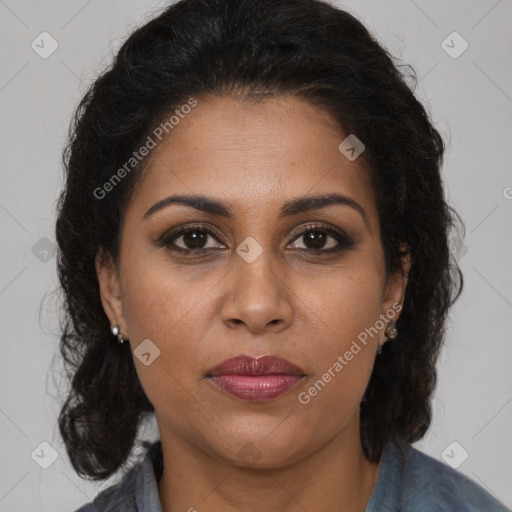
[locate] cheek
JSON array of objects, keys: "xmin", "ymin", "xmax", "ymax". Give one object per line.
[
  {"xmin": 121, "ymin": 268, "xmax": 208, "ymax": 425},
  {"xmin": 299, "ymin": 265, "xmax": 384, "ymax": 354},
  {"xmin": 118, "ymin": 247, "xmax": 228, "ymax": 398},
  {"xmin": 120, "ymin": 243, "xmax": 206, "ymax": 341},
  {"xmin": 293, "ymin": 266, "xmax": 383, "ymax": 408}
]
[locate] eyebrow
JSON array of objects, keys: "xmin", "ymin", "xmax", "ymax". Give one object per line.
[{"xmin": 143, "ymin": 193, "xmax": 369, "ymax": 226}]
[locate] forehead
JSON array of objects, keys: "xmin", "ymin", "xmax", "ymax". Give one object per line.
[{"xmin": 128, "ymin": 95, "xmax": 378, "ymax": 227}]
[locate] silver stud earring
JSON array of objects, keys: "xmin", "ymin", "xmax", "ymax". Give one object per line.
[
  {"xmin": 112, "ymin": 325, "xmax": 124, "ymax": 344},
  {"xmin": 377, "ymin": 321, "xmax": 398, "ymax": 355},
  {"xmin": 385, "ymin": 320, "xmax": 398, "ymax": 339}
]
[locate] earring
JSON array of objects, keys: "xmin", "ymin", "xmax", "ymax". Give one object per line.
[
  {"xmin": 112, "ymin": 325, "xmax": 124, "ymax": 345},
  {"xmin": 385, "ymin": 320, "xmax": 398, "ymax": 339},
  {"xmin": 378, "ymin": 321, "xmax": 398, "ymax": 355}
]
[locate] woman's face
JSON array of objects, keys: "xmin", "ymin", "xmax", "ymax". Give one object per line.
[{"xmin": 97, "ymin": 95, "xmax": 409, "ymax": 467}]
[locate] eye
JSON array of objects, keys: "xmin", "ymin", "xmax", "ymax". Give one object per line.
[
  {"xmin": 288, "ymin": 224, "xmax": 356, "ymax": 254},
  {"xmin": 157, "ymin": 223, "xmax": 357, "ymax": 255},
  {"xmin": 161, "ymin": 224, "xmax": 226, "ymax": 252}
]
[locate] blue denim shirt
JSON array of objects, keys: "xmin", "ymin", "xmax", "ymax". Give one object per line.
[{"xmin": 74, "ymin": 438, "xmax": 510, "ymax": 511}]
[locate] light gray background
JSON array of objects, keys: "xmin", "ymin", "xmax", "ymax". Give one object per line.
[{"xmin": 1, "ymin": 0, "xmax": 511, "ymax": 510}]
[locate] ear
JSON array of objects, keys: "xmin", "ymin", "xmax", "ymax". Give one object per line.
[
  {"xmin": 95, "ymin": 246, "xmax": 128, "ymax": 338},
  {"xmin": 379, "ymin": 243, "xmax": 411, "ymax": 345}
]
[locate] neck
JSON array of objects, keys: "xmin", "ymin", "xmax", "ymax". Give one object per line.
[{"xmin": 157, "ymin": 413, "xmax": 380, "ymax": 512}]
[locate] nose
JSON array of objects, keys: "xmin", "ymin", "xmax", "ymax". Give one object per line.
[{"xmin": 220, "ymin": 247, "xmax": 294, "ymax": 334}]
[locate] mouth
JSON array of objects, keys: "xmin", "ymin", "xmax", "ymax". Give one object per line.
[{"xmin": 205, "ymin": 355, "xmax": 306, "ymax": 402}]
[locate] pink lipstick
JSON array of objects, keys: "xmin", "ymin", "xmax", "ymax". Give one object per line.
[{"xmin": 206, "ymin": 355, "xmax": 305, "ymax": 401}]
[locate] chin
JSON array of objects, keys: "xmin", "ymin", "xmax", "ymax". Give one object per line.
[{"xmin": 208, "ymin": 429, "xmax": 315, "ymax": 470}]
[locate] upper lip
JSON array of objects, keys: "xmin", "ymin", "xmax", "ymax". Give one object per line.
[{"xmin": 206, "ymin": 355, "xmax": 305, "ymax": 376}]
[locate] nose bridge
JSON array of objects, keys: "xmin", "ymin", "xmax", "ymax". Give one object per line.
[
  {"xmin": 221, "ymin": 233, "xmax": 293, "ymax": 331},
  {"xmin": 234, "ymin": 233, "xmax": 283, "ymax": 297}
]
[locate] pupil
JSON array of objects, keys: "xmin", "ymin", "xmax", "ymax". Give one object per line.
[
  {"xmin": 304, "ymin": 230, "xmax": 325, "ymax": 249},
  {"xmin": 184, "ymin": 231, "xmax": 207, "ymax": 249}
]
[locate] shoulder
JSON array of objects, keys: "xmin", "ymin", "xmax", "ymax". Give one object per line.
[
  {"xmin": 70, "ymin": 470, "xmax": 139, "ymax": 512},
  {"xmin": 375, "ymin": 439, "xmax": 510, "ymax": 511},
  {"xmin": 71, "ymin": 441, "xmax": 163, "ymax": 512}
]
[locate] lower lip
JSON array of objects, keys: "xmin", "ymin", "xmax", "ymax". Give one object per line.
[{"xmin": 207, "ymin": 374, "xmax": 304, "ymax": 401}]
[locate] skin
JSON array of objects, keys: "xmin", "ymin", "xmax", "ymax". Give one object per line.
[{"xmin": 96, "ymin": 95, "xmax": 411, "ymax": 512}]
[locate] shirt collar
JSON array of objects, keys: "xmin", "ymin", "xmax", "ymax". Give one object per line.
[{"xmin": 135, "ymin": 440, "xmax": 164, "ymax": 511}]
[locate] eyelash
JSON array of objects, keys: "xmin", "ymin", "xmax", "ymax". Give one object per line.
[{"xmin": 157, "ymin": 223, "xmax": 357, "ymax": 255}]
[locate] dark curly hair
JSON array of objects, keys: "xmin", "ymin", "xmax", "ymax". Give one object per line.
[{"xmin": 55, "ymin": 0, "xmax": 464, "ymax": 481}]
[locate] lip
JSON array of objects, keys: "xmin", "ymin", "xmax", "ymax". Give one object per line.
[{"xmin": 206, "ymin": 355, "xmax": 306, "ymax": 402}]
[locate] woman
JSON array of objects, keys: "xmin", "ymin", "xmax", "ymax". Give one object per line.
[{"xmin": 55, "ymin": 0, "xmax": 509, "ymax": 510}]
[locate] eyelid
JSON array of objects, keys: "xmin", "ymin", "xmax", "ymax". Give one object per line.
[{"xmin": 291, "ymin": 223, "xmax": 350, "ymax": 241}]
